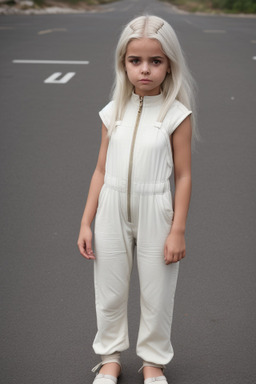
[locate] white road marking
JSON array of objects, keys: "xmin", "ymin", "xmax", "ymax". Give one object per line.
[
  {"xmin": 38, "ymin": 28, "xmax": 67, "ymax": 35},
  {"xmin": 13, "ymin": 60, "xmax": 89, "ymax": 65},
  {"xmin": 203, "ymin": 30, "xmax": 226, "ymax": 33},
  {"xmin": 44, "ymin": 72, "xmax": 76, "ymax": 84},
  {"xmin": 253, "ymin": 56, "xmax": 256, "ymax": 60},
  {"xmin": 38, "ymin": 29, "xmax": 53, "ymax": 35}
]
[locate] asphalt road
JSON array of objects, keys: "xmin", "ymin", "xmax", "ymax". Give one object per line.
[{"xmin": 1, "ymin": 1, "xmax": 256, "ymax": 383}]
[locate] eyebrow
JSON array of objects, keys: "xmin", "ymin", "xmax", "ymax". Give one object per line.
[{"xmin": 127, "ymin": 55, "xmax": 165, "ymax": 59}]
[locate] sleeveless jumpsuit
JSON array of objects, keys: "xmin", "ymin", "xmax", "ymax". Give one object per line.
[{"xmin": 93, "ymin": 92, "xmax": 192, "ymax": 366}]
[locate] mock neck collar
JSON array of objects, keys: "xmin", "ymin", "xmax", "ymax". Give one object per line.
[{"xmin": 131, "ymin": 91, "xmax": 163, "ymax": 106}]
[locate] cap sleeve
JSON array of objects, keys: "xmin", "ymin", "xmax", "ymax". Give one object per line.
[
  {"xmin": 98, "ymin": 100, "xmax": 114, "ymax": 131},
  {"xmin": 164, "ymin": 100, "xmax": 192, "ymax": 136}
]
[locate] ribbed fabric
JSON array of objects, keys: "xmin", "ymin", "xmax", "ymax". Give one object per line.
[{"xmin": 93, "ymin": 94, "xmax": 191, "ymax": 365}]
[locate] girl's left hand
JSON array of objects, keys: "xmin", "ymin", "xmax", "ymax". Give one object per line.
[{"xmin": 164, "ymin": 230, "xmax": 186, "ymax": 265}]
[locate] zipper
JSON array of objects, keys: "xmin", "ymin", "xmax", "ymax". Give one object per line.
[{"xmin": 127, "ymin": 96, "xmax": 143, "ymax": 222}]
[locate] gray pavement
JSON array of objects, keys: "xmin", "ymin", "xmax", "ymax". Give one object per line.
[{"xmin": 1, "ymin": 1, "xmax": 256, "ymax": 383}]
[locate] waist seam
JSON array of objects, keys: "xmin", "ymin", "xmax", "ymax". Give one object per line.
[{"xmin": 104, "ymin": 174, "xmax": 170, "ymax": 195}]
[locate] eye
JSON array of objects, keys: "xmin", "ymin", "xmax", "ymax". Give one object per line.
[
  {"xmin": 129, "ymin": 58, "xmax": 140, "ymax": 65},
  {"xmin": 152, "ymin": 59, "xmax": 162, "ymax": 65}
]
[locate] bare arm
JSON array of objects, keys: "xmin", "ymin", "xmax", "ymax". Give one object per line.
[
  {"xmin": 164, "ymin": 115, "xmax": 192, "ymax": 265},
  {"xmin": 77, "ymin": 124, "xmax": 109, "ymax": 259}
]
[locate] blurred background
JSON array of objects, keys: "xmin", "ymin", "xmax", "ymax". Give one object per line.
[
  {"xmin": 1, "ymin": 0, "xmax": 256, "ymax": 14},
  {"xmin": 1, "ymin": 1, "xmax": 256, "ymax": 384}
]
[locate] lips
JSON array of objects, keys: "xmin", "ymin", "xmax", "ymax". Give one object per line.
[{"xmin": 139, "ymin": 79, "xmax": 152, "ymax": 83}]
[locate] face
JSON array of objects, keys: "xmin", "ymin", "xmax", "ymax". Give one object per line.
[{"xmin": 124, "ymin": 38, "xmax": 170, "ymax": 97}]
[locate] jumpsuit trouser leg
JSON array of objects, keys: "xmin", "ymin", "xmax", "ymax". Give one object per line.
[
  {"xmin": 93, "ymin": 184, "xmax": 134, "ymax": 355},
  {"xmin": 93, "ymin": 183, "xmax": 179, "ymax": 366},
  {"xmin": 134, "ymin": 192, "xmax": 179, "ymax": 365}
]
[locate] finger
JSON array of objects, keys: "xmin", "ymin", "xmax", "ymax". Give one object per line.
[
  {"xmin": 177, "ymin": 251, "xmax": 185, "ymax": 261},
  {"xmin": 85, "ymin": 245, "xmax": 95, "ymax": 259},
  {"xmin": 164, "ymin": 254, "xmax": 170, "ymax": 264},
  {"xmin": 81, "ymin": 250, "xmax": 94, "ymax": 260},
  {"xmin": 167, "ymin": 253, "xmax": 179, "ymax": 264},
  {"xmin": 85, "ymin": 238, "xmax": 93, "ymax": 254},
  {"xmin": 87, "ymin": 254, "xmax": 96, "ymax": 260},
  {"xmin": 164, "ymin": 245, "xmax": 167, "ymax": 260},
  {"xmin": 81, "ymin": 236, "xmax": 94, "ymax": 258},
  {"xmin": 80, "ymin": 249, "xmax": 90, "ymax": 259},
  {"xmin": 86, "ymin": 250, "xmax": 96, "ymax": 260},
  {"xmin": 77, "ymin": 241, "xmax": 91, "ymax": 259},
  {"xmin": 165, "ymin": 253, "xmax": 173, "ymax": 265},
  {"xmin": 77, "ymin": 242, "xmax": 86, "ymax": 255}
]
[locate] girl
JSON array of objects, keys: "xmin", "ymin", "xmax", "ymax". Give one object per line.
[{"xmin": 77, "ymin": 15, "xmax": 198, "ymax": 384}]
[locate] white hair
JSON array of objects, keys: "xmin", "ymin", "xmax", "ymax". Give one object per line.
[{"xmin": 109, "ymin": 15, "xmax": 199, "ymax": 146}]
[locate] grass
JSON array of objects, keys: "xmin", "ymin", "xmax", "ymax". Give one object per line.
[
  {"xmin": 36, "ymin": 0, "xmax": 115, "ymax": 5},
  {"xmin": 161, "ymin": 0, "xmax": 256, "ymax": 14},
  {"xmin": 4, "ymin": 0, "xmax": 119, "ymax": 8}
]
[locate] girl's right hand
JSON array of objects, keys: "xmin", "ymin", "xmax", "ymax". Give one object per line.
[{"xmin": 77, "ymin": 224, "xmax": 96, "ymax": 260}]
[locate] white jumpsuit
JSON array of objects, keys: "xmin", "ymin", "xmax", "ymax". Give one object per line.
[{"xmin": 93, "ymin": 92, "xmax": 192, "ymax": 366}]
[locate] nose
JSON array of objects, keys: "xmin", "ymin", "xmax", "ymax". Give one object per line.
[{"xmin": 141, "ymin": 61, "xmax": 150, "ymax": 74}]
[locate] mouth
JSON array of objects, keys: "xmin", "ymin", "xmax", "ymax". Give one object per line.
[{"xmin": 139, "ymin": 79, "xmax": 152, "ymax": 83}]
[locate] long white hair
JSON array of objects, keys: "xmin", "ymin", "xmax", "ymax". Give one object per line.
[{"xmin": 109, "ymin": 15, "xmax": 199, "ymax": 145}]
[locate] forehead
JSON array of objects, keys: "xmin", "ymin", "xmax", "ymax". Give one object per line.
[{"xmin": 126, "ymin": 38, "xmax": 165, "ymax": 56}]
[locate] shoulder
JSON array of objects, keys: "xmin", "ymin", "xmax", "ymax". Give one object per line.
[
  {"xmin": 163, "ymin": 99, "xmax": 192, "ymax": 136},
  {"xmin": 99, "ymin": 100, "xmax": 116, "ymax": 130},
  {"xmin": 165, "ymin": 99, "xmax": 191, "ymax": 118},
  {"xmin": 99, "ymin": 100, "xmax": 115, "ymax": 116}
]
